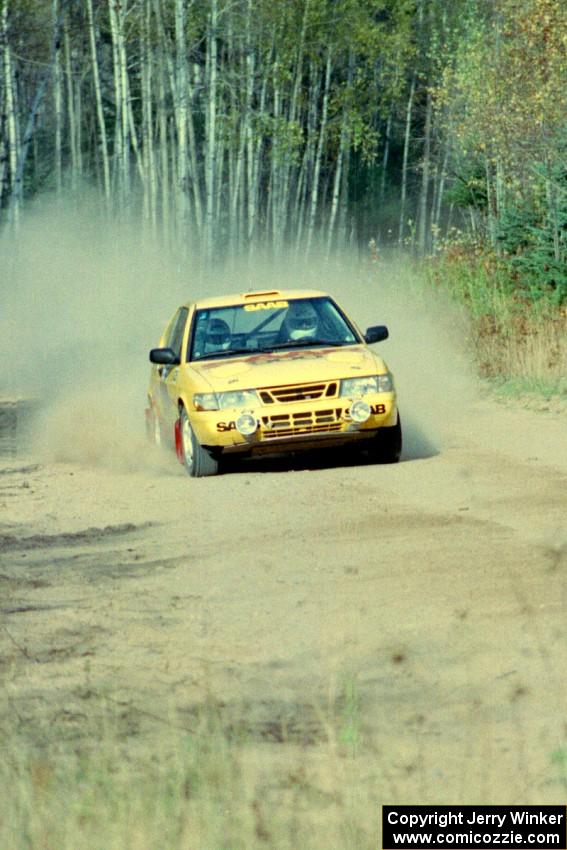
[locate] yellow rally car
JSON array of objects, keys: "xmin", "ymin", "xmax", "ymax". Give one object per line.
[{"xmin": 146, "ymin": 289, "xmax": 401, "ymax": 476}]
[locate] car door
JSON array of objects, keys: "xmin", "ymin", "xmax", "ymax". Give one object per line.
[{"xmin": 156, "ymin": 307, "xmax": 189, "ymax": 431}]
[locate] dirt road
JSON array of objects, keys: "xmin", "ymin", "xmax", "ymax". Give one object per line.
[{"xmin": 1, "ymin": 393, "xmax": 566, "ymax": 816}]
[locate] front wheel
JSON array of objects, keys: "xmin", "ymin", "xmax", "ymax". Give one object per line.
[
  {"xmin": 367, "ymin": 413, "xmax": 402, "ymax": 464},
  {"xmin": 179, "ymin": 407, "xmax": 220, "ymax": 477}
]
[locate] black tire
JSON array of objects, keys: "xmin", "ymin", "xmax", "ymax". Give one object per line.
[
  {"xmin": 367, "ymin": 413, "xmax": 402, "ymax": 464},
  {"xmin": 179, "ymin": 407, "xmax": 220, "ymax": 477}
]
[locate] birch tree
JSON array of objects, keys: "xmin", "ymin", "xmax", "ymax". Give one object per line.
[
  {"xmin": 86, "ymin": 0, "xmax": 110, "ymax": 203},
  {"xmin": 108, "ymin": 0, "xmax": 131, "ymax": 206},
  {"xmin": 0, "ymin": 0, "xmax": 446, "ymax": 262},
  {"xmin": 1, "ymin": 0, "xmax": 19, "ymax": 225},
  {"xmin": 203, "ymin": 0, "xmax": 218, "ymax": 261}
]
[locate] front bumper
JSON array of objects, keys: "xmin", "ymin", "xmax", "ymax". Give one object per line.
[{"xmin": 190, "ymin": 393, "xmax": 398, "ymax": 455}]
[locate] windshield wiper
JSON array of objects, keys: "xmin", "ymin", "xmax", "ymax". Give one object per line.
[
  {"xmin": 192, "ymin": 347, "xmax": 263, "ymax": 362},
  {"xmin": 262, "ymin": 339, "xmax": 346, "ymax": 351}
]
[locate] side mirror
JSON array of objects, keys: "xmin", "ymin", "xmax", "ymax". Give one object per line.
[
  {"xmin": 364, "ymin": 325, "xmax": 389, "ymax": 344},
  {"xmin": 149, "ymin": 347, "xmax": 179, "ymax": 365}
]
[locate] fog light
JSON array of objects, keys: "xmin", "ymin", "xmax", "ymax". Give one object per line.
[
  {"xmin": 350, "ymin": 399, "xmax": 371, "ymax": 423},
  {"xmin": 236, "ymin": 412, "xmax": 258, "ymax": 436}
]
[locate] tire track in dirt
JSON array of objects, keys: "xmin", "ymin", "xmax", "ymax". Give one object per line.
[{"xmin": 0, "ymin": 522, "xmax": 153, "ymax": 551}]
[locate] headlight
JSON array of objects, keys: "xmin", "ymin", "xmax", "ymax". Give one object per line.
[
  {"xmin": 193, "ymin": 392, "xmax": 218, "ymax": 411},
  {"xmin": 193, "ymin": 389, "xmax": 260, "ymax": 411},
  {"xmin": 217, "ymin": 389, "xmax": 259, "ymax": 410},
  {"xmin": 340, "ymin": 374, "xmax": 393, "ymax": 397}
]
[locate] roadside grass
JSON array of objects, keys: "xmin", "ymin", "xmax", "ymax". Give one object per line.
[
  {"xmin": 0, "ymin": 684, "xmax": 385, "ymax": 850},
  {"xmin": 551, "ymin": 748, "xmax": 567, "ymax": 790},
  {"xmin": 425, "ymin": 250, "xmax": 567, "ymax": 401},
  {"xmin": 6, "ymin": 684, "xmax": 565, "ymax": 849}
]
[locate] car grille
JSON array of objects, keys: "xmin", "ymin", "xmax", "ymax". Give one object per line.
[
  {"xmin": 261, "ymin": 408, "xmax": 343, "ymax": 439},
  {"xmin": 258, "ymin": 381, "xmax": 339, "ymax": 404}
]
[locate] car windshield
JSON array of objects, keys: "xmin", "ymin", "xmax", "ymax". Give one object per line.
[{"xmin": 189, "ymin": 297, "xmax": 360, "ymax": 361}]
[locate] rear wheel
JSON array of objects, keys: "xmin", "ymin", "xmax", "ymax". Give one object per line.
[
  {"xmin": 179, "ymin": 407, "xmax": 220, "ymax": 477},
  {"xmin": 367, "ymin": 413, "xmax": 402, "ymax": 464}
]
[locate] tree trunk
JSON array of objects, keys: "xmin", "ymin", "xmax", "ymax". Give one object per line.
[
  {"xmin": 398, "ymin": 75, "xmax": 415, "ymax": 246},
  {"xmin": 63, "ymin": 17, "xmax": 80, "ymax": 189},
  {"xmin": 154, "ymin": 0, "xmax": 202, "ymax": 238},
  {"xmin": 433, "ymin": 128, "xmax": 450, "ymax": 235},
  {"xmin": 86, "ymin": 0, "xmax": 110, "ymax": 203},
  {"xmin": 1, "ymin": 0, "xmax": 20, "ymax": 226},
  {"xmin": 327, "ymin": 50, "xmax": 353, "ymax": 255},
  {"xmin": 247, "ymin": 46, "xmax": 270, "ymax": 252},
  {"xmin": 0, "ymin": 122, "xmax": 6, "ymax": 213},
  {"xmin": 204, "ymin": 0, "xmax": 218, "ymax": 261},
  {"xmin": 484, "ymin": 156, "xmax": 496, "ymax": 247},
  {"xmin": 174, "ymin": 0, "xmax": 190, "ymax": 243},
  {"xmin": 294, "ymin": 59, "xmax": 319, "ymax": 249},
  {"xmin": 380, "ymin": 110, "xmax": 392, "ymax": 206},
  {"xmin": 276, "ymin": 0, "xmax": 308, "ymax": 254},
  {"xmin": 108, "ymin": 0, "xmax": 130, "ymax": 206},
  {"xmin": 326, "ymin": 147, "xmax": 343, "ymax": 255},
  {"xmin": 270, "ymin": 65, "xmax": 282, "ymax": 253},
  {"xmin": 53, "ymin": 0, "xmax": 63, "ymax": 194},
  {"xmin": 141, "ymin": 0, "xmax": 157, "ymax": 229},
  {"xmin": 417, "ymin": 86, "xmax": 432, "ymax": 254},
  {"xmin": 231, "ymin": 0, "xmax": 254, "ymax": 254},
  {"xmin": 545, "ymin": 170, "xmax": 561, "ymax": 263},
  {"xmin": 158, "ymin": 63, "xmax": 170, "ymax": 243},
  {"xmin": 305, "ymin": 48, "xmax": 332, "ymax": 257},
  {"xmin": 11, "ymin": 0, "xmax": 67, "ymax": 220}
]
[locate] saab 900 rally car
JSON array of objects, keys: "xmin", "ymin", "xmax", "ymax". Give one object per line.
[{"xmin": 146, "ymin": 289, "xmax": 401, "ymax": 476}]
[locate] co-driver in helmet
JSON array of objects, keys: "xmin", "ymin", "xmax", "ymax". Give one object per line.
[{"xmin": 203, "ymin": 318, "xmax": 232, "ymax": 354}]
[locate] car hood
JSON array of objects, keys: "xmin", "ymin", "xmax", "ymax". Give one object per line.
[{"xmin": 188, "ymin": 345, "xmax": 388, "ymax": 391}]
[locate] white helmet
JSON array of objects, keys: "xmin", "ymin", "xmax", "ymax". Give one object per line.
[
  {"xmin": 285, "ymin": 301, "xmax": 318, "ymax": 341},
  {"xmin": 205, "ymin": 318, "xmax": 231, "ymax": 351}
]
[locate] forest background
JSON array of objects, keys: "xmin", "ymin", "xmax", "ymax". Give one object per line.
[{"xmin": 1, "ymin": 0, "xmax": 566, "ymax": 393}]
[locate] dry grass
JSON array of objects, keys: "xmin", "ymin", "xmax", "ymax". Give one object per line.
[
  {"xmin": 475, "ymin": 312, "xmax": 567, "ymax": 394},
  {"xmin": 3, "ymin": 679, "xmax": 564, "ymax": 850},
  {"xmin": 425, "ymin": 250, "xmax": 567, "ymax": 400},
  {"xmin": 0, "ymin": 697, "xmax": 381, "ymax": 850}
]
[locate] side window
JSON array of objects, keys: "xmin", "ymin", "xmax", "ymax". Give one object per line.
[
  {"xmin": 167, "ymin": 308, "xmax": 189, "ymax": 360},
  {"xmin": 190, "ymin": 311, "xmax": 209, "ymax": 360},
  {"xmin": 170, "ymin": 307, "xmax": 189, "ymax": 360}
]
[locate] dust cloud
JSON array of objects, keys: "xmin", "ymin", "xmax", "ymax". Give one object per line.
[
  {"xmin": 0, "ymin": 199, "xmax": 476, "ymax": 470},
  {"xmin": 0, "ymin": 198, "xmax": 188, "ymax": 471},
  {"xmin": 327, "ymin": 260, "xmax": 478, "ymax": 459}
]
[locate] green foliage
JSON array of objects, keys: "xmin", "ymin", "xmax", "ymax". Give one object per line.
[
  {"xmin": 427, "ymin": 243, "xmax": 515, "ymax": 321},
  {"xmin": 496, "ymin": 163, "xmax": 567, "ymax": 304},
  {"xmin": 445, "ymin": 160, "xmax": 487, "ymax": 211},
  {"xmin": 426, "ymin": 236, "xmax": 567, "ymax": 398},
  {"xmin": 436, "ymin": 0, "xmax": 567, "ymax": 307}
]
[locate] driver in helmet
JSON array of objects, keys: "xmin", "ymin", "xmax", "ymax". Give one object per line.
[
  {"xmin": 279, "ymin": 301, "xmax": 319, "ymax": 343},
  {"xmin": 203, "ymin": 318, "xmax": 232, "ymax": 353}
]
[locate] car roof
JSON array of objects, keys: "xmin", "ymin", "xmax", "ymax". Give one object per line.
[{"xmin": 181, "ymin": 289, "xmax": 330, "ymax": 310}]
